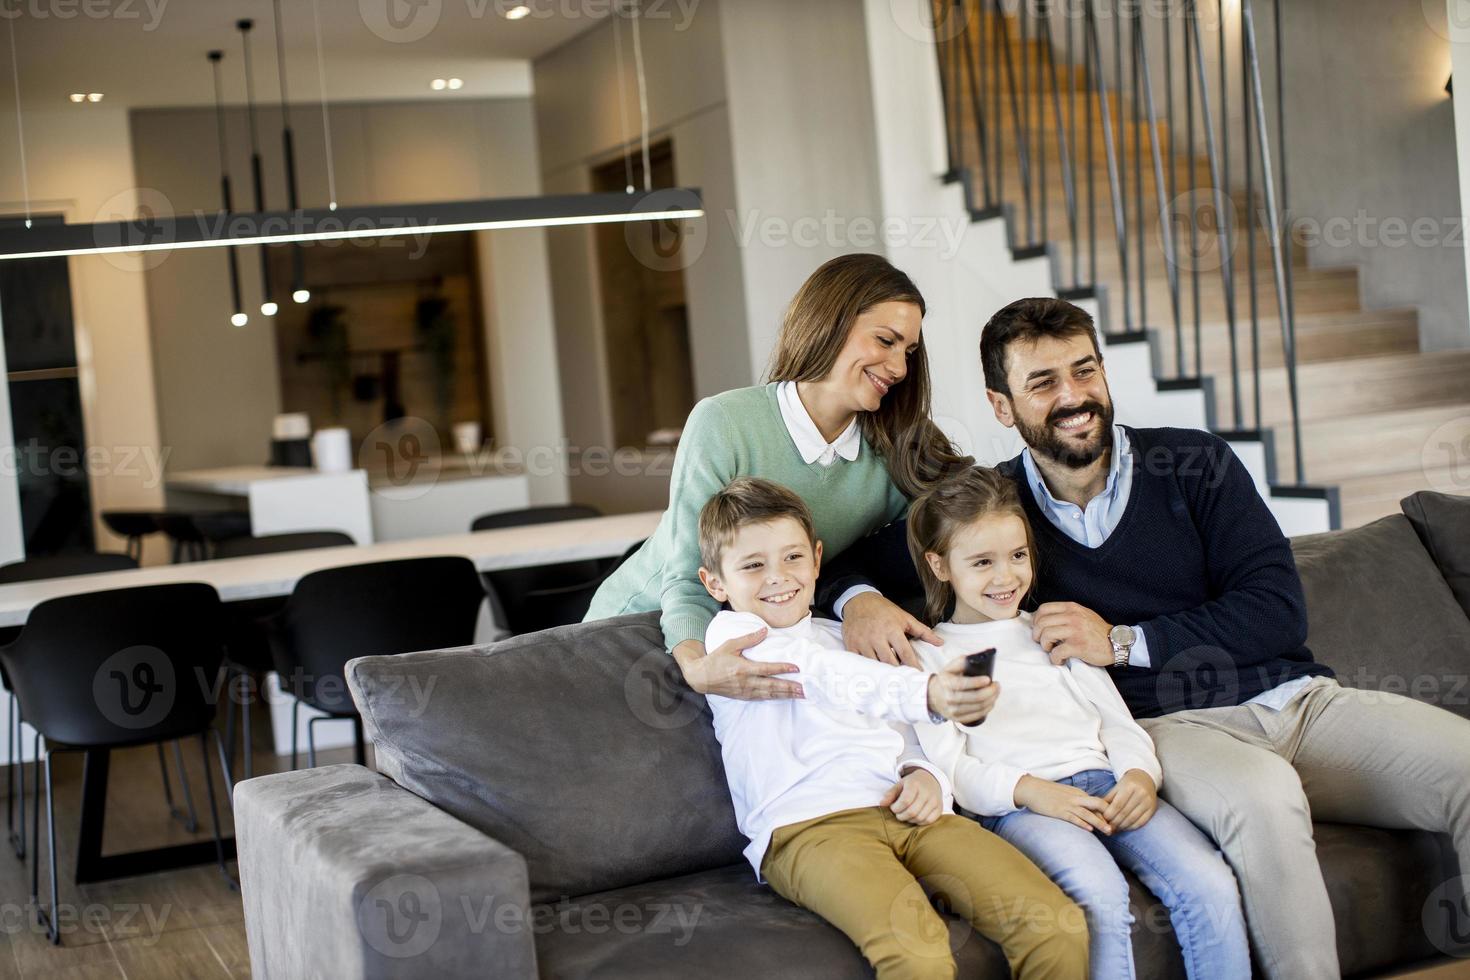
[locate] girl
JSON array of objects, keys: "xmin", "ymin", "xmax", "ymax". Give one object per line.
[
  {"xmin": 907, "ymin": 467, "xmax": 1251, "ymax": 980},
  {"xmin": 585, "ymin": 254, "xmax": 972, "ymax": 699}
]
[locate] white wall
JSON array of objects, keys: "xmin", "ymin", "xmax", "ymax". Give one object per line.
[{"xmin": 0, "ymin": 105, "xmax": 166, "ymax": 562}]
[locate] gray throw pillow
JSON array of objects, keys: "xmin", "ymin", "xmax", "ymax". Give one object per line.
[
  {"xmin": 346, "ymin": 612, "xmax": 747, "ymax": 904},
  {"xmin": 1401, "ymin": 490, "xmax": 1470, "ymax": 619},
  {"xmin": 1292, "ymin": 514, "xmax": 1470, "ymax": 719}
]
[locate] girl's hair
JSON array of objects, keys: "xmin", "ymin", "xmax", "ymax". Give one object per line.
[
  {"xmin": 906, "ymin": 467, "xmax": 1038, "ymax": 626},
  {"xmin": 766, "ymin": 253, "xmax": 973, "ymax": 500}
]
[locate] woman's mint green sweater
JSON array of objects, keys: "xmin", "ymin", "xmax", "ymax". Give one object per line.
[{"xmin": 585, "ymin": 383, "xmax": 909, "ymax": 651}]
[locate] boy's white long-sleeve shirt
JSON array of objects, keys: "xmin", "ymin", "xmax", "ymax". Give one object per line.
[
  {"xmin": 704, "ymin": 610, "xmax": 953, "ymax": 879},
  {"xmin": 912, "ymin": 613, "xmax": 1162, "ymax": 817}
]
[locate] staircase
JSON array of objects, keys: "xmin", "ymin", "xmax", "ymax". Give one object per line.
[{"xmin": 933, "ymin": 1, "xmax": 1470, "ymax": 529}]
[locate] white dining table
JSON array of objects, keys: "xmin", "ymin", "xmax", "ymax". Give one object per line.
[{"xmin": 0, "ymin": 509, "xmax": 662, "ymax": 627}]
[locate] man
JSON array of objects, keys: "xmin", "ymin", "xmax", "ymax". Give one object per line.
[{"xmin": 818, "ymin": 297, "xmax": 1470, "ymax": 979}]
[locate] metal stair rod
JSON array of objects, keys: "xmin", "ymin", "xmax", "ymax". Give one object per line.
[
  {"xmin": 1242, "ymin": 0, "xmax": 1262, "ymax": 428},
  {"xmin": 1086, "ymin": 0, "xmax": 1096, "ymax": 288},
  {"xmin": 1185, "ymin": 2, "xmax": 1201, "ymax": 374},
  {"xmin": 1111, "ymin": 1, "xmax": 1133, "ymax": 327},
  {"xmin": 959, "ymin": 0, "xmax": 996, "ymax": 207},
  {"xmin": 1165, "ymin": 0, "xmax": 1183, "ymax": 375},
  {"xmin": 1037, "ymin": 1, "xmax": 1048, "ymax": 249},
  {"xmin": 993, "ymin": 0, "xmax": 1007, "ymax": 202},
  {"xmin": 1134, "ymin": 2, "xmax": 1182, "ymax": 338},
  {"xmin": 1185, "ymin": 1, "xmax": 1242, "ymax": 423},
  {"xmin": 1066, "ymin": 0, "xmax": 1081, "ymax": 287},
  {"xmin": 997, "ymin": 2, "xmax": 1035, "ymax": 244},
  {"xmin": 1040, "ymin": 0, "xmax": 1080, "ymax": 287},
  {"xmin": 1242, "ymin": 0, "xmax": 1304, "ymax": 483},
  {"xmin": 1274, "ymin": 0, "xmax": 1299, "ymax": 419},
  {"xmin": 935, "ymin": 0, "xmax": 958, "ymax": 174},
  {"xmin": 1085, "ymin": 0, "xmax": 1131, "ymax": 328},
  {"xmin": 1131, "ymin": 2, "xmax": 1146, "ymax": 331},
  {"xmin": 1217, "ymin": 0, "xmax": 1242, "ymax": 427},
  {"xmin": 1020, "ymin": 0, "xmax": 1035, "ymax": 244}
]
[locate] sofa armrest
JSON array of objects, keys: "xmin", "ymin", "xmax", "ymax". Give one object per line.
[{"xmin": 235, "ymin": 764, "xmax": 537, "ymax": 980}]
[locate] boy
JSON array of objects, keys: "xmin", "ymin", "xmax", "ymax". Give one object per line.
[{"xmin": 697, "ymin": 477, "xmax": 1088, "ymax": 980}]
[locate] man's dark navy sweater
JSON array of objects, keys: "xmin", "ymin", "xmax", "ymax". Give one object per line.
[{"xmin": 817, "ymin": 426, "xmax": 1331, "ymax": 718}]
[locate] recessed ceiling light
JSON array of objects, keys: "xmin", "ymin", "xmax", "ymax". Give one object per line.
[
  {"xmin": 430, "ymin": 78, "xmax": 447, "ymax": 91},
  {"xmin": 446, "ymin": 77, "xmax": 463, "ymax": 90},
  {"xmin": 87, "ymin": 93, "xmax": 104, "ymax": 102},
  {"xmin": 504, "ymin": 4, "xmax": 530, "ymax": 19},
  {"xmin": 69, "ymin": 93, "xmax": 86, "ymax": 103}
]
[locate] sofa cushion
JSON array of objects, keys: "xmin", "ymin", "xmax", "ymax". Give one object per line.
[
  {"xmin": 347, "ymin": 612, "xmax": 748, "ymax": 905},
  {"xmin": 1291, "ymin": 514, "xmax": 1470, "ymax": 719},
  {"xmin": 1402, "ymin": 490, "xmax": 1470, "ymax": 619}
]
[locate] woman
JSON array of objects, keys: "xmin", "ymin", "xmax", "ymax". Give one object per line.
[{"xmin": 585, "ymin": 253, "xmax": 971, "ymax": 699}]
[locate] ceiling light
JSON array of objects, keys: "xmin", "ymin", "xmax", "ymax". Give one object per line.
[
  {"xmin": 430, "ymin": 78, "xmax": 447, "ymax": 91},
  {"xmin": 69, "ymin": 93, "xmax": 86, "ymax": 103},
  {"xmin": 504, "ymin": 5, "xmax": 530, "ymax": 19},
  {"xmin": 446, "ymin": 77, "xmax": 463, "ymax": 90},
  {"xmin": 231, "ymin": 312, "xmax": 249, "ymax": 327},
  {"xmin": 261, "ymin": 301, "xmax": 279, "ymax": 316},
  {"xmin": 292, "ymin": 288, "xmax": 311, "ymax": 304},
  {"xmin": 87, "ymin": 93, "xmax": 103, "ymax": 102},
  {"xmin": 0, "ymin": 190, "xmax": 706, "ymax": 260}
]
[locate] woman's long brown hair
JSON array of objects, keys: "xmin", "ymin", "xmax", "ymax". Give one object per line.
[{"xmin": 765, "ymin": 254, "xmax": 973, "ymax": 499}]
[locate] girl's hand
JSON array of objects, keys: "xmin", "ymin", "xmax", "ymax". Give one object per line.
[
  {"xmin": 1013, "ymin": 774, "xmax": 1113, "ymax": 834},
  {"xmin": 881, "ymin": 768, "xmax": 943, "ymax": 825},
  {"xmin": 926, "ymin": 658, "xmax": 999, "ymax": 724},
  {"xmin": 671, "ymin": 634, "xmax": 806, "ymax": 701},
  {"xmin": 841, "ymin": 592, "xmax": 943, "ymax": 668},
  {"xmin": 1103, "ymin": 769, "xmax": 1158, "ymax": 832}
]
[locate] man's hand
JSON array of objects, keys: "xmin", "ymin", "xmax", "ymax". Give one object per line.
[
  {"xmin": 1013, "ymin": 774, "xmax": 1113, "ymax": 834},
  {"xmin": 926, "ymin": 658, "xmax": 999, "ymax": 725},
  {"xmin": 881, "ymin": 768, "xmax": 944, "ymax": 825},
  {"xmin": 1032, "ymin": 601, "xmax": 1114, "ymax": 667},
  {"xmin": 842, "ymin": 592, "xmax": 942, "ymax": 668},
  {"xmin": 1102, "ymin": 769, "xmax": 1158, "ymax": 832},
  {"xmin": 671, "ymin": 632, "xmax": 805, "ymax": 701}
]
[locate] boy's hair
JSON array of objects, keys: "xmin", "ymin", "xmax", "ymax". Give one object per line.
[
  {"xmin": 980, "ymin": 297, "xmax": 1102, "ymax": 396},
  {"xmin": 699, "ymin": 477, "xmax": 817, "ymax": 573},
  {"xmin": 906, "ymin": 467, "xmax": 1038, "ymax": 626}
]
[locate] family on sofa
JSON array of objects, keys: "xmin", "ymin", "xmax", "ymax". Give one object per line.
[{"xmin": 583, "ymin": 254, "xmax": 1470, "ymax": 980}]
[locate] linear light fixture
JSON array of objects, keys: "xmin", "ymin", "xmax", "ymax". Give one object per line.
[{"xmin": 0, "ymin": 190, "xmax": 704, "ymax": 261}]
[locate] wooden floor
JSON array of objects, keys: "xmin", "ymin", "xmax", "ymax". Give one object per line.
[{"xmin": 0, "ymin": 704, "xmax": 359, "ymax": 979}]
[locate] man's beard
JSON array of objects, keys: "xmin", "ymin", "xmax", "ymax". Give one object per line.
[{"xmin": 1015, "ymin": 399, "xmax": 1115, "ymax": 470}]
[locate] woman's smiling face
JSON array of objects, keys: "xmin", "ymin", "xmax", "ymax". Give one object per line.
[{"xmin": 820, "ymin": 300, "xmax": 923, "ymax": 414}]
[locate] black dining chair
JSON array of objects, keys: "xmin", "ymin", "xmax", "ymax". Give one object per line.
[
  {"xmin": 100, "ymin": 511, "xmax": 162, "ymax": 563},
  {"xmin": 189, "ymin": 511, "xmax": 254, "ymax": 555},
  {"xmin": 0, "ymin": 552, "xmax": 143, "ymax": 862},
  {"xmin": 211, "ymin": 531, "xmax": 356, "ymax": 783},
  {"xmin": 267, "ymin": 556, "xmax": 485, "ymax": 770},
  {"xmin": 154, "ymin": 513, "xmax": 210, "ymax": 563},
  {"xmin": 468, "ymin": 505, "xmax": 619, "ymax": 635},
  {"xmin": 0, "ymin": 583, "xmax": 232, "ymax": 944}
]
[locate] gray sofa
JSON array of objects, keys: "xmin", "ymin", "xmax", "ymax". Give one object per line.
[{"xmin": 236, "ymin": 491, "xmax": 1470, "ymax": 979}]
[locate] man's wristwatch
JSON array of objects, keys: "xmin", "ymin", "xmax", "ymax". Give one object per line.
[{"xmin": 1108, "ymin": 624, "xmax": 1137, "ymax": 669}]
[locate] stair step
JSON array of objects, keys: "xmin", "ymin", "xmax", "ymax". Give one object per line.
[
  {"xmin": 1334, "ymin": 467, "xmax": 1470, "ymax": 529},
  {"xmin": 1267, "ymin": 396, "xmax": 1470, "ymax": 488},
  {"xmin": 1149, "ymin": 309, "xmax": 1421, "ymax": 370}
]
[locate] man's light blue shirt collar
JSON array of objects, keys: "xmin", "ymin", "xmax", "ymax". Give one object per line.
[{"xmin": 1020, "ymin": 423, "xmax": 1133, "ymax": 550}]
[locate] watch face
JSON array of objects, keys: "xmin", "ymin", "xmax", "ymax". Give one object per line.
[{"xmin": 1109, "ymin": 624, "xmax": 1136, "ymax": 647}]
